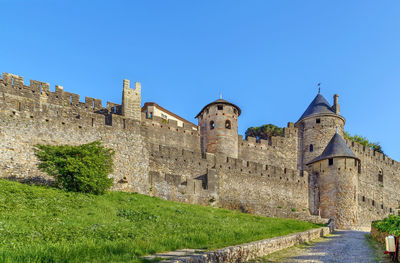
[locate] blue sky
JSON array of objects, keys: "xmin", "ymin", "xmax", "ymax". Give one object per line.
[{"xmin": 1, "ymin": 1, "xmax": 400, "ymax": 160}]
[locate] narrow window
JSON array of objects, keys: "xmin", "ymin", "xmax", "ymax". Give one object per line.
[
  {"xmin": 210, "ymin": 121, "xmax": 215, "ymax": 130},
  {"xmin": 123, "ymin": 119, "xmax": 126, "ymax": 129},
  {"xmin": 372, "ymin": 200, "xmax": 375, "ymax": 206},
  {"xmin": 309, "ymin": 144, "xmax": 313, "ymax": 152},
  {"xmin": 362, "ymin": 196, "xmax": 365, "ymax": 202},
  {"xmin": 217, "ymin": 105, "xmax": 223, "ymax": 110},
  {"xmin": 91, "ymin": 118, "xmax": 94, "ymax": 127},
  {"xmin": 150, "ymin": 112, "xmax": 153, "ymax": 118},
  {"xmin": 381, "ymin": 204, "xmax": 384, "ymax": 209},
  {"xmin": 316, "ymin": 118, "xmax": 321, "ymax": 124},
  {"xmin": 390, "ymin": 208, "xmax": 393, "ymax": 213},
  {"xmin": 328, "ymin": 158, "xmax": 333, "ymax": 166},
  {"xmin": 105, "ymin": 115, "xmax": 112, "ymax": 126},
  {"xmin": 378, "ymin": 170, "xmax": 383, "ymax": 183},
  {"xmin": 206, "ymin": 108, "xmax": 209, "ymax": 114},
  {"xmin": 225, "ymin": 120, "xmax": 231, "ymax": 129},
  {"xmin": 233, "ymin": 108, "xmax": 237, "ymax": 114}
]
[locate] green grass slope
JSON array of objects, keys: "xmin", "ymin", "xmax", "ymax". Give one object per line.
[{"xmin": 0, "ymin": 179, "xmax": 320, "ymax": 263}]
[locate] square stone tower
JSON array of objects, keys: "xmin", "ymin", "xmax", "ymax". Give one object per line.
[{"xmin": 122, "ymin": 79, "xmax": 141, "ymax": 120}]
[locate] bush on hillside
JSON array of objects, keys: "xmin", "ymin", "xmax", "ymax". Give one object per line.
[
  {"xmin": 372, "ymin": 215, "xmax": 400, "ymax": 236},
  {"xmin": 34, "ymin": 141, "xmax": 114, "ymax": 194}
]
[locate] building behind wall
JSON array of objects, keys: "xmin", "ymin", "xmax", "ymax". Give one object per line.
[{"xmin": 0, "ymin": 71, "xmax": 399, "ymax": 230}]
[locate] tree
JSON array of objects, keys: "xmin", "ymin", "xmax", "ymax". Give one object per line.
[
  {"xmin": 344, "ymin": 131, "xmax": 384, "ymax": 154},
  {"xmin": 34, "ymin": 141, "xmax": 114, "ymax": 195},
  {"xmin": 245, "ymin": 124, "xmax": 284, "ymax": 141}
]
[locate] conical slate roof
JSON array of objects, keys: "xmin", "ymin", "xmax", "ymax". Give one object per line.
[
  {"xmin": 307, "ymin": 132, "xmax": 359, "ymax": 165},
  {"xmin": 195, "ymin": 99, "xmax": 241, "ymax": 118},
  {"xmin": 298, "ymin": 93, "xmax": 336, "ymax": 122}
]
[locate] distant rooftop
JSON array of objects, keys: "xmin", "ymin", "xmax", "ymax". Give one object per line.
[
  {"xmin": 142, "ymin": 102, "xmax": 197, "ymax": 128},
  {"xmin": 298, "ymin": 93, "xmax": 337, "ymax": 122},
  {"xmin": 195, "ymin": 99, "xmax": 241, "ymax": 118},
  {"xmin": 307, "ymin": 132, "xmax": 359, "ymax": 165}
]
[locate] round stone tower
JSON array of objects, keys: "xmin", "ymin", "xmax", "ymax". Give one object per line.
[
  {"xmin": 307, "ymin": 132, "xmax": 360, "ymax": 229},
  {"xmin": 196, "ymin": 99, "xmax": 241, "ymax": 158},
  {"xmin": 295, "ymin": 92, "xmax": 345, "ymax": 169}
]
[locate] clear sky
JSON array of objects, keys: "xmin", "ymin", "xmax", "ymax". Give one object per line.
[{"xmin": 1, "ymin": 1, "xmax": 400, "ymax": 160}]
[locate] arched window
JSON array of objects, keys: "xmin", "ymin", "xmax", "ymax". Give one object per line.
[
  {"xmin": 210, "ymin": 121, "xmax": 215, "ymax": 130},
  {"xmin": 309, "ymin": 144, "xmax": 313, "ymax": 152},
  {"xmin": 225, "ymin": 120, "xmax": 231, "ymax": 129}
]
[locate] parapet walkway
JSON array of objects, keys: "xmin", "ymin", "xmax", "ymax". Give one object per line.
[{"xmin": 250, "ymin": 231, "xmax": 378, "ymax": 263}]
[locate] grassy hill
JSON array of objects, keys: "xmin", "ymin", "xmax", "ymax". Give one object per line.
[{"xmin": 0, "ymin": 179, "xmax": 320, "ymax": 263}]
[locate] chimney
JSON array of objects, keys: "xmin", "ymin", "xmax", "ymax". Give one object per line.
[{"xmin": 332, "ymin": 94, "xmax": 340, "ymax": 115}]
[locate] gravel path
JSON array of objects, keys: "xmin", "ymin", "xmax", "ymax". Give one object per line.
[{"xmin": 250, "ymin": 231, "xmax": 377, "ymax": 263}]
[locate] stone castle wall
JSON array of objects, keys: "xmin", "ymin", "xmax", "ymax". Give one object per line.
[
  {"xmin": 146, "ymin": 142, "xmax": 311, "ymax": 219},
  {"xmin": 0, "ymin": 73, "xmax": 151, "ymax": 193},
  {"xmin": 1, "ymin": 72, "xmax": 399, "ymax": 228},
  {"xmin": 347, "ymin": 140, "xmax": 400, "ymax": 228},
  {"xmin": 237, "ymin": 123, "xmax": 298, "ymax": 170},
  {"xmin": 0, "ymin": 73, "xmax": 312, "ymax": 221}
]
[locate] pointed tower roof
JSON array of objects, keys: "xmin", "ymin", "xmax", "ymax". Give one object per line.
[
  {"xmin": 298, "ymin": 93, "xmax": 337, "ymax": 122},
  {"xmin": 307, "ymin": 132, "xmax": 359, "ymax": 165},
  {"xmin": 195, "ymin": 99, "xmax": 241, "ymax": 118}
]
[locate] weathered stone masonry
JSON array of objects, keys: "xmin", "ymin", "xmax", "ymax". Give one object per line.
[{"xmin": 0, "ymin": 72, "xmax": 399, "ymax": 229}]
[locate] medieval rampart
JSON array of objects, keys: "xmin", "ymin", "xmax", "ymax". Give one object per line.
[
  {"xmin": 146, "ymin": 142, "xmax": 311, "ymax": 219},
  {"xmin": 0, "ymin": 72, "xmax": 312, "ymax": 221},
  {"xmin": 0, "ymin": 73, "xmax": 150, "ymax": 193},
  {"xmin": 237, "ymin": 123, "xmax": 298, "ymax": 170},
  {"xmin": 2, "ymin": 72, "xmax": 399, "ymax": 227},
  {"xmin": 347, "ymin": 140, "xmax": 400, "ymax": 228}
]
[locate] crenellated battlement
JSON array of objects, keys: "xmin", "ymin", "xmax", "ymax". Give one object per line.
[
  {"xmin": 346, "ymin": 139, "xmax": 399, "ymax": 168},
  {"xmin": 148, "ymin": 142, "xmax": 306, "ymax": 184},
  {"xmin": 0, "ymin": 72, "xmax": 119, "ymax": 114}
]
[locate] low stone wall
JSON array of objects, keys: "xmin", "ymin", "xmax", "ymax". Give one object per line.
[
  {"xmin": 162, "ymin": 226, "xmax": 331, "ymax": 263},
  {"xmin": 370, "ymin": 225, "xmax": 388, "ymax": 244},
  {"xmin": 370, "ymin": 225, "xmax": 400, "ymax": 261}
]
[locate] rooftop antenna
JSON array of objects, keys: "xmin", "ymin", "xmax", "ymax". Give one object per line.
[
  {"xmin": 220, "ymin": 92, "xmax": 222, "ymax": 100},
  {"xmin": 318, "ymin": 82, "xmax": 321, "ymax": 94}
]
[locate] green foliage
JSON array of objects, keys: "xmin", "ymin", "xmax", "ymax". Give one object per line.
[
  {"xmin": 34, "ymin": 141, "xmax": 114, "ymax": 195},
  {"xmin": 0, "ymin": 179, "xmax": 320, "ymax": 263},
  {"xmin": 344, "ymin": 131, "xmax": 384, "ymax": 154},
  {"xmin": 372, "ymin": 215, "xmax": 400, "ymax": 236},
  {"xmin": 245, "ymin": 124, "xmax": 284, "ymax": 141}
]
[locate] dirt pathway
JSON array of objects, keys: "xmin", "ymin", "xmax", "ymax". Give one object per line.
[{"xmin": 249, "ymin": 231, "xmax": 381, "ymax": 263}]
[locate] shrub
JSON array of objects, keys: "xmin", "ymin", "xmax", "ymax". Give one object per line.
[
  {"xmin": 34, "ymin": 141, "xmax": 114, "ymax": 194},
  {"xmin": 372, "ymin": 215, "xmax": 400, "ymax": 236}
]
